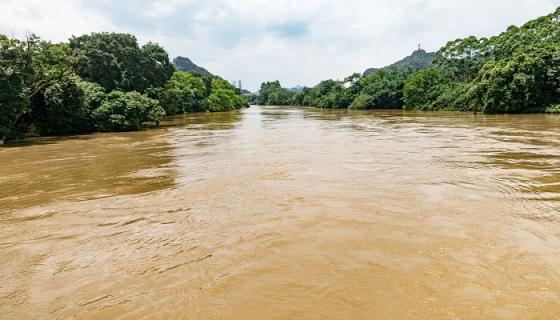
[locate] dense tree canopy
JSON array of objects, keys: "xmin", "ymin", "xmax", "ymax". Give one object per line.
[
  {"xmin": 256, "ymin": 81, "xmax": 293, "ymax": 105},
  {"xmin": 206, "ymin": 78, "xmax": 248, "ymax": 112},
  {"xmin": 255, "ymin": 6, "xmax": 560, "ymax": 114},
  {"xmin": 350, "ymin": 67, "xmax": 414, "ymax": 109},
  {"xmin": 470, "ymin": 45, "xmax": 560, "ymax": 113},
  {"xmin": 403, "ymin": 68, "xmax": 451, "ymax": 111},
  {"xmin": 69, "ymin": 33, "xmax": 175, "ymax": 93},
  {"xmin": 159, "ymin": 71, "xmax": 208, "ymax": 115},
  {"xmin": 1, "ymin": 35, "xmax": 76, "ymax": 138},
  {"xmin": 301, "ymin": 80, "xmax": 350, "ymax": 109},
  {"xmin": 0, "ymin": 32, "xmax": 247, "ymax": 142},
  {"xmin": 3, "ymin": 7, "xmax": 560, "ymax": 142},
  {"xmin": 94, "ymin": 90, "xmax": 165, "ymax": 131}
]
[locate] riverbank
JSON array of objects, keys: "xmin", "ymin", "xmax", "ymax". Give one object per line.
[
  {"xmin": 0, "ymin": 32, "xmax": 247, "ymax": 143},
  {"xmin": 253, "ymin": 7, "xmax": 560, "ymax": 115},
  {"xmin": 5, "ymin": 104, "xmax": 560, "ymax": 147},
  {"xmin": 0, "ymin": 110, "xmax": 246, "ymax": 147}
]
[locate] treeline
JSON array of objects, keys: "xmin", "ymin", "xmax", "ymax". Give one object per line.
[
  {"xmin": 0, "ymin": 32, "xmax": 247, "ymax": 142},
  {"xmin": 256, "ymin": 7, "xmax": 560, "ymax": 114}
]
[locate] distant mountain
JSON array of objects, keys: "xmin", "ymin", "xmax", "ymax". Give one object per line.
[
  {"xmin": 173, "ymin": 56, "xmax": 213, "ymax": 77},
  {"xmin": 364, "ymin": 49, "xmax": 436, "ymax": 76},
  {"xmin": 288, "ymin": 85, "xmax": 305, "ymax": 93}
]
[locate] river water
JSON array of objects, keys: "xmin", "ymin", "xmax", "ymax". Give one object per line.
[{"xmin": 1, "ymin": 106, "xmax": 560, "ymax": 319}]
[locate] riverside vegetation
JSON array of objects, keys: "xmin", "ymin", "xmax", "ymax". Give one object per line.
[
  {"xmin": 3, "ymin": 7, "xmax": 560, "ymax": 144},
  {"xmin": 0, "ymin": 32, "xmax": 248, "ymax": 142},
  {"xmin": 254, "ymin": 7, "xmax": 560, "ymax": 114}
]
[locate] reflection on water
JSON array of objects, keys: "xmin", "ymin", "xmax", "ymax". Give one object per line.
[{"xmin": 1, "ymin": 106, "xmax": 560, "ymax": 319}]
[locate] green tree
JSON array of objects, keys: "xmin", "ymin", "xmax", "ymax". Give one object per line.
[
  {"xmin": 28, "ymin": 75, "xmax": 92, "ymax": 135},
  {"xmin": 94, "ymin": 91, "xmax": 165, "ymax": 131},
  {"xmin": 160, "ymin": 71, "xmax": 207, "ymax": 115},
  {"xmin": 431, "ymin": 82, "xmax": 474, "ymax": 111},
  {"xmin": 0, "ymin": 35, "xmax": 33, "ymax": 139},
  {"xmin": 69, "ymin": 33, "xmax": 173, "ymax": 93},
  {"xmin": 0, "ymin": 35, "xmax": 74, "ymax": 138},
  {"xmin": 348, "ymin": 94, "xmax": 376, "ymax": 110},
  {"xmin": 1, "ymin": 31, "xmax": 249, "ymax": 143},
  {"xmin": 435, "ymin": 36, "xmax": 491, "ymax": 82},
  {"xmin": 349, "ymin": 67, "xmax": 413, "ymax": 109},
  {"xmin": 471, "ymin": 46, "xmax": 559, "ymax": 113},
  {"xmin": 403, "ymin": 68, "xmax": 451, "ymax": 110},
  {"xmin": 302, "ymin": 80, "xmax": 350, "ymax": 109},
  {"xmin": 205, "ymin": 78, "xmax": 247, "ymax": 112},
  {"xmin": 257, "ymin": 81, "xmax": 294, "ymax": 105},
  {"xmin": 140, "ymin": 42, "xmax": 175, "ymax": 91}
]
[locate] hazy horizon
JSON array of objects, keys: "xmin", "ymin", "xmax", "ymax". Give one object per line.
[{"xmin": 1, "ymin": 0, "xmax": 557, "ymax": 91}]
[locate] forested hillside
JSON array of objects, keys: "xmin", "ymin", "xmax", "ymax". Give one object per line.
[
  {"xmin": 363, "ymin": 49, "xmax": 435, "ymax": 76},
  {"xmin": 173, "ymin": 56, "xmax": 213, "ymax": 77},
  {"xmin": 257, "ymin": 7, "xmax": 560, "ymax": 114},
  {"xmin": 0, "ymin": 32, "xmax": 247, "ymax": 142}
]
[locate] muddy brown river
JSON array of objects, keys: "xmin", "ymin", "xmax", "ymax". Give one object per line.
[{"xmin": 1, "ymin": 106, "xmax": 560, "ymax": 319}]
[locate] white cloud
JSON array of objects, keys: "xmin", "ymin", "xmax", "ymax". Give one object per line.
[
  {"xmin": 0, "ymin": 0, "xmax": 558, "ymax": 90},
  {"xmin": 0, "ymin": 0, "xmax": 114, "ymax": 42},
  {"xmin": 144, "ymin": 1, "xmax": 177, "ymax": 18}
]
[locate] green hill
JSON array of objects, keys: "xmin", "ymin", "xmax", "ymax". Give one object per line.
[
  {"xmin": 364, "ymin": 49, "xmax": 436, "ymax": 76},
  {"xmin": 173, "ymin": 56, "xmax": 213, "ymax": 77}
]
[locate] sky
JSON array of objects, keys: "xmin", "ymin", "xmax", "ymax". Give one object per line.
[{"xmin": 0, "ymin": 0, "xmax": 558, "ymax": 91}]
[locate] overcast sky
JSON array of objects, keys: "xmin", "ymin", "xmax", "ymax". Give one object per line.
[{"xmin": 1, "ymin": 0, "xmax": 558, "ymax": 91}]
